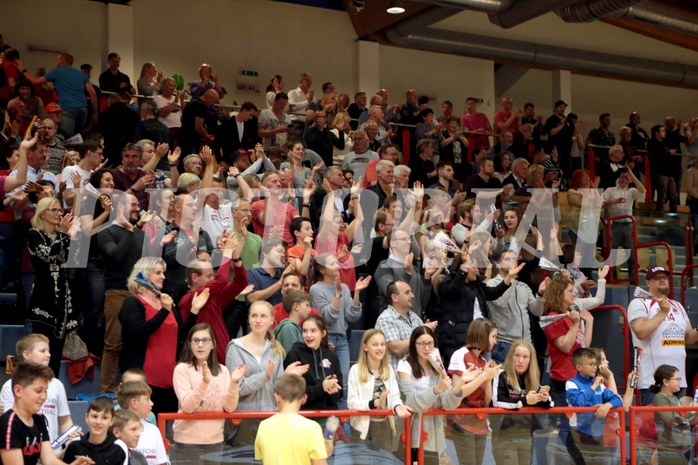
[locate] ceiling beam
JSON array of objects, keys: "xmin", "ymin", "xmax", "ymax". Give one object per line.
[{"xmin": 601, "ymin": 16, "xmax": 698, "ymax": 53}]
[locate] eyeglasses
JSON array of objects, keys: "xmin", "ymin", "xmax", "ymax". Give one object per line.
[
  {"xmin": 191, "ymin": 337, "xmax": 213, "ymax": 345},
  {"xmin": 48, "ymin": 208, "xmax": 63, "ymax": 214},
  {"xmin": 393, "ymin": 237, "xmax": 410, "ymax": 242},
  {"xmin": 415, "ymin": 342, "xmax": 434, "ymax": 349},
  {"xmin": 579, "ymin": 362, "xmax": 599, "ymax": 367},
  {"xmin": 670, "ymin": 377, "xmax": 682, "ymax": 382}
]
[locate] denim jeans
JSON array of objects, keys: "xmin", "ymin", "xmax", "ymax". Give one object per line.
[
  {"xmin": 58, "ymin": 107, "xmax": 87, "ymax": 139},
  {"xmin": 491, "ymin": 341, "xmax": 512, "ymax": 364},
  {"xmin": 329, "ymin": 333, "xmax": 349, "ymax": 409}
]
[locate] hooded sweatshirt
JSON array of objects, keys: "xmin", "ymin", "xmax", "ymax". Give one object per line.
[
  {"xmin": 274, "ymin": 318, "xmax": 302, "ymax": 355},
  {"xmin": 486, "ymin": 276, "xmax": 544, "ymax": 344},
  {"xmin": 284, "ymin": 341, "xmax": 342, "ymax": 411},
  {"xmin": 225, "ymin": 338, "xmax": 285, "ymax": 411},
  {"xmin": 63, "ymin": 432, "xmax": 126, "ymax": 465}
]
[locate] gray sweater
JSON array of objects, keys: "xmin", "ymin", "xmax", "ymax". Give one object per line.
[
  {"xmin": 225, "ymin": 339, "xmax": 284, "ymax": 411},
  {"xmin": 397, "ymin": 366, "xmax": 463, "ymax": 452},
  {"xmin": 309, "ymin": 282, "xmax": 362, "ymax": 335}
]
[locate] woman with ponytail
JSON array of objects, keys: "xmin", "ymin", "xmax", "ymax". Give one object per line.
[
  {"xmin": 650, "ymin": 364, "xmax": 693, "ymax": 465},
  {"xmin": 224, "ymin": 301, "xmax": 309, "ymax": 445}
]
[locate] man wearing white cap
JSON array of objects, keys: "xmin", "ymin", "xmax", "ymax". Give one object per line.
[{"xmin": 628, "ymin": 266, "xmax": 698, "ymax": 405}]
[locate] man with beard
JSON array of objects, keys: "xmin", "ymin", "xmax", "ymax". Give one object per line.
[
  {"xmin": 586, "ymin": 113, "xmax": 616, "ymax": 160},
  {"xmin": 111, "ymin": 143, "xmax": 155, "ymax": 210},
  {"xmin": 628, "ymin": 266, "xmax": 698, "ymax": 405},
  {"xmin": 159, "ymin": 192, "xmax": 215, "ymax": 301},
  {"xmin": 97, "ymin": 193, "xmax": 152, "ymax": 393}
]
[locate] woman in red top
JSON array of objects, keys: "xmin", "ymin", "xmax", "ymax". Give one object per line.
[
  {"xmin": 119, "ymin": 257, "xmax": 204, "ymax": 415},
  {"xmin": 539, "ymin": 273, "xmax": 594, "ymax": 445},
  {"xmin": 315, "ymin": 177, "xmax": 362, "ymax": 291}
]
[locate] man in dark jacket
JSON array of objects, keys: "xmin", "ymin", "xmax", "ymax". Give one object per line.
[{"xmin": 436, "ymin": 256, "xmax": 523, "ymax": 363}]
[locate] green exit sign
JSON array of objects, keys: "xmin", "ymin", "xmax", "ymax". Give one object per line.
[
  {"xmin": 473, "ymin": 98, "xmax": 484, "ymax": 103},
  {"xmin": 240, "ymin": 70, "xmax": 258, "ymax": 77}
]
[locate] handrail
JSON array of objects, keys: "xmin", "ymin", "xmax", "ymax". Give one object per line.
[
  {"xmin": 420, "ymin": 406, "xmax": 626, "ymax": 465},
  {"xmin": 680, "ymin": 264, "xmax": 698, "ymax": 305},
  {"xmin": 628, "ymin": 405, "xmax": 698, "ymax": 465},
  {"xmin": 156, "ymin": 405, "xmax": 643, "ymax": 465},
  {"xmin": 157, "ymin": 408, "xmax": 413, "ymax": 464},
  {"xmin": 684, "ymin": 221, "xmax": 695, "ymax": 290},
  {"xmin": 603, "ymin": 214, "xmax": 640, "ymax": 286},
  {"xmin": 644, "ymin": 154, "xmax": 651, "ymax": 204},
  {"xmin": 589, "ymin": 305, "xmax": 631, "ymax": 385},
  {"xmin": 602, "ymin": 214, "xmax": 674, "ymax": 297}
]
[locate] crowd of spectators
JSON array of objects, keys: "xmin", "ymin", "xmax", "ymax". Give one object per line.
[{"xmin": 1, "ymin": 31, "xmax": 698, "ymax": 464}]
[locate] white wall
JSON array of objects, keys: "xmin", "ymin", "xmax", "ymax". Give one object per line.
[
  {"xmin": 502, "ymin": 68, "xmax": 697, "ymax": 133},
  {"xmin": 379, "ymin": 44, "xmax": 496, "ymax": 118},
  {"xmin": 1, "ymin": 0, "xmax": 107, "ymax": 73}
]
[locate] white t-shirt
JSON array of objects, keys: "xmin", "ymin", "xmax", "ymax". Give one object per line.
[
  {"xmin": 200, "ymin": 203, "xmax": 233, "ymax": 245},
  {"xmin": 115, "ymin": 439, "xmax": 129, "ymax": 465},
  {"xmin": 135, "ymin": 419, "xmax": 168, "ymax": 465},
  {"xmin": 628, "ymin": 297, "xmax": 689, "ymax": 389},
  {"xmin": 447, "ymin": 347, "xmax": 485, "ymax": 375},
  {"xmin": 61, "ymin": 165, "xmax": 93, "ymax": 208},
  {"xmin": 152, "ymin": 95, "xmax": 182, "ymax": 128},
  {"xmin": 0, "ymin": 377, "xmax": 71, "ymax": 442},
  {"xmin": 397, "ymin": 359, "xmax": 431, "ymax": 390}
]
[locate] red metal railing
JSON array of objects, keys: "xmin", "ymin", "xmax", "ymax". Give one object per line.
[
  {"xmin": 588, "ymin": 146, "xmax": 596, "ymax": 179},
  {"xmin": 680, "ymin": 264, "xmax": 698, "ymax": 305},
  {"xmin": 157, "ymin": 406, "xmax": 627, "ymax": 465},
  {"xmin": 413, "ymin": 406, "xmax": 626, "ymax": 465},
  {"xmin": 684, "ymin": 221, "xmax": 695, "ymax": 289},
  {"xmin": 628, "ymin": 405, "xmax": 698, "ymax": 465},
  {"xmin": 602, "ymin": 214, "xmax": 674, "ymax": 298},
  {"xmin": 590, "ymin": 305, "xmax": 631, "ymax": 384},
  {"xmin": 157, "ymin": 409, "xmax": 413, "ymax": 464}
]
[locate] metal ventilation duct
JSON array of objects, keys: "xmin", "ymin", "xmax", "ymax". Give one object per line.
[
  {"xmin": 384, "ymin": 24, "xmax": 698, "ymax": 86},
  {"xmin": 618, "ymin": 3, "xmax": 698, "ymax": 38},
  {"xmin": 556, "ymin": 0, "xmax": 648, "ymax": 22},
  {"xmin": 407, "ymin": 0, "xmax": 513, "ymax": 13},
  {"xmin": 488, "ymin": 0, "xmax": 580, "ymax": 28}
]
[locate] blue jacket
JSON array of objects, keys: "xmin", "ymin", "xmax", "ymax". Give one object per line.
[{"xmin": 566, "ymin": 373, "xmax": 622, "ymax": 437}]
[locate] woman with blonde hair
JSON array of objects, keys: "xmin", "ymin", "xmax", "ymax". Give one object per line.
[
  {"xmin": 225, "ymin": 300, "xmax": 308, "ymax": 444},
  {"xmin": 330, "ymin": 111, "xmax": 353, "ymax": 166},
  {"xmin": 119, "ymin": 257, "xmax": 203, "ymax": 415},
  {"xmin": 348, "ymin": 329, "xmax": 412, "ymax": 454},
  {"xmin": 176, "ymin": 172, "xmax": 201, "ymax": 194},
  {"xmin": 137, "ymin": 62, "xmax": 162, "ymax": 97},
  {"xmin": 491, "ymin": 339, "xmax": 552, "ymax": 465},
  {"xmin": 27, "ymin": 197, "xmax": 79, "ymax": 376}
]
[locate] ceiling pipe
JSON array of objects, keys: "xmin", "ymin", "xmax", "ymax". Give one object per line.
[
  {"xmin": 384, "ymin": 24, "xmax": 698, "ymax": 86},
  {"xmin": 407, "ymin": 0, "xmax": 513, "ymax": 14},
  {"xmin": 618, "ymin": 3, "xmax": 698, "ymax": 38},
  {"xmin": 556, "ymin": 0, "xmax": 648, "ymax": 23},
  {"xmin": 488, "ymin": 0, "xmax": 580, "ymax": 28}
]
